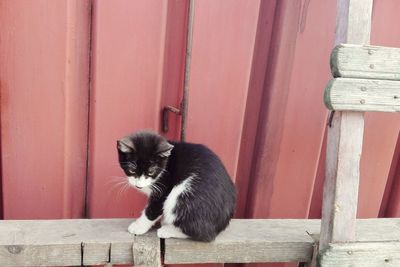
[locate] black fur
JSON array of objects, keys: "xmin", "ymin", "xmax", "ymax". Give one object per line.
[{"xmin": 117, "ymin": 131, "xmax": 236, "ymax": 242}]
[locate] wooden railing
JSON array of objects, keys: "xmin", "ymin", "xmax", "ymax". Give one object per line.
[
  {"xmin": 2, "ymin": 0, "xmax": 400, "ymax": 266},
  {"xmin": 2, "ymin": 218, "xmax": 400, "ymax": 266}
]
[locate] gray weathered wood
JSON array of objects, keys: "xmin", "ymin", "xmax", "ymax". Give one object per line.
[
  {"xmin": 0, "ymin": 244, "xmax": 81, "ymax": 266},
  {"xmin": 305, "ymin": 232, "xmax": 319, "ymax": 267},
  {"xmin": 133, "ymin": 232, "xmax": 161, "ymax": 267},
  {"xmin": 0, "ymin": 219, "xmax": 137, "ymax": 266},
  {"xmin": 319, "ymin": 0, "xmax": 373, "ymax": 252},
  {"xmin": 331, "ymin": 44, "xmax": 400, "ymax": 80},
  {"xmin": 320, "ymin": 111, "xmax": 364, "ymax": 251},
  {"xmin": 165, "ymin": 218, "xmax": 400, "ymax": 264},
  {"xmin": 343, "ymin": 0, "xmax": 373, "ymax": 45},
  {"xmin": 324, "ymin": 78, "xmax": 400, "ymax": 112},
  {"xmin": 305, "ymin": 244, "xmax": 318, "ymax": 267},
  {"xmin": 2, "ymin": 218, "xmax": 400, "ymax": 265},
  {"xmin": 165, "ymin": 219, "xmax": 318, "ymax": 264},
  {"xmin": 83, "ymin": 242, "xmax": 110, "ymax": 265},
  {"xmin": 319, "ymin": 241, "xmax": 400, "ymax": 267}
]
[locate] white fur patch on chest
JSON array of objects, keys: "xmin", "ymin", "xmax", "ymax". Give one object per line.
[{"xmin": 163, "ymin": 176, "xmax": 194, "ymax": 225}]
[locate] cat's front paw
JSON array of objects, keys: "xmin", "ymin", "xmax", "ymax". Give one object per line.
[
  {"xmin": 157, "ymin": 226, "xmax": 171, "ymax": 238},
  {"xmin": 128, "ymin": 220, "xmax": 151, "ymax": 235},
  {"xmin": 157, "ymin": 224, "xmax": 188, "ymax": 239}
]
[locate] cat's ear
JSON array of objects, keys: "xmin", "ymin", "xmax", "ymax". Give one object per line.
[
  {"xmin": 117, "ymin": 137, "xmax": 135, "ymax": 153},
  {"xmin": 157, "ymin": 141, "xmax": 174, "ymax": 158}
]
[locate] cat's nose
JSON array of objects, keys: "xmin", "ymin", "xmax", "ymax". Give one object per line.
[{"xmin": 135, "ymin": 185, "xmax": 143, "ymax": 189}]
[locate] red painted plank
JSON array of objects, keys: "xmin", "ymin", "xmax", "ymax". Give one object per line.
[
  {"xmin": 380, "ymin": 132, "xmax": 400, "ymax": 217},
  {"xmin": 245, "ymin": 1, "xmax": 302, "ymax": 221},
  {"xmin": 159, "ymin": 0, "xmax": 188, "ymax": 140},
  {"xmin": 186, "ymin": 0, "xmax": 261, "ymax": 180},
  {"xmin": 308, "ymin": 132, "xmax": 327, "ymax": 219},
  {"xmin": 87, "ymin": 0, "xmax": 173, "ymax": 218},
  {"xmin": 234, "ymin": 0, "xmax": 277, "ymax": 218},
  {"xmin": 246, "ymin": 0, "xmax": 335, "ymax": 218},
  {"xmin": 0, "ymin": 139, "xmax": 2, "ymax": 219},
  {"xmin": 244, "ymin": 1, "xmax": 336, "ymax": 266},
  {"xmin": 384, "ymin": 169, "xmax": 400, "ymax": 217},
  {"xmin": 0, "ymin": 0, "xmax": 91, "ymax": 219},
  {"xmin": 184, "ymin": 3, "xmax": 262, "ymax": 267},
  {"xmin": 356, "ymin": 0, "xmax": 400, "ymax": 218},
  {"xmin": 358, "ymin": 114, "xmax": 400, "ymax": 217}
]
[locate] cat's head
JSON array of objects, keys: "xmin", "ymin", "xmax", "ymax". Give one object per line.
[{"xmin": 117, "ymin": 131, "xmax": 173, "ymax": 192}]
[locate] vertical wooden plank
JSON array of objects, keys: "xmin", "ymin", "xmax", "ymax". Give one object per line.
[
  {"xmin": 309, "ymin": 0, "xmax": 400, "ymax": 222},
  {"xmin": 223, "ymin": 1, "xmax": 277, "ymax": 264},
  {"xmin": 319, "ymin": 0, "xmax": 373, "ymax": 251},
  {"xmin": 87, "ymin": 0, "xmax": 171, "ymax": 218},
  {"xmin": 0, "ymin": 137, "xmax": 2, "ymax": 219},
  {"xmin": 62, "ymin": 0, "xmax": 92, "ymax": 218},
  {"xmin": 359, "ymin": 113, "xmax": 400, "ymax": 217},
  {"xmin": 308, "ymin": 132, "xmax": 327, "ymax": 219},
  {"xmin": 380, "ymin": 132, "xmax": 400, "ymax": 217},
  {"xmin": 320, "ymin": 112, "xmax": 365, "ymax": 249},
  {"xmin": 378, "ymin": 1, "xmax": 400, "ymax": 215},
  {"xmin": 0, "ymin": 0, "xmax": 91, "ymax": 219},
  {"xmin": 243, "ymin": 1, "xmax": 337, "ymax": 267},
  {"xmin": 245, "ymin": 0, "xmax": 336, "ymax": 219},
  {"xmin": 384, "ymin": 160, "xmax": 400, "ymax": 217},
  {"xmin": 234, "ymin": 0, "xmax": 277, "ymax": 218},
  {"xmin": 185, "ymin": 0, "xmax": 261, "ymax": 179},
  {"xmin": 133, "ymin": 233, "xmax": 161, "ymax": 267}
]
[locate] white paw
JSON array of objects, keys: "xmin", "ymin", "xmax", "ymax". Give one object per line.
[
  {"xmin": 157, "ymin": 225, "xmax": 187, "ymax": 239},
  {"xmin": 157, "ymin": 226, "xmax": 172, "ymax": 238},
  {"xmin": 128, "ymin": 220, "xmax": 151, "ymax": 235}
]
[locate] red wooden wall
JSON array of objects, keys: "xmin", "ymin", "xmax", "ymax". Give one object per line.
[
  {"xmin": 1, "ymin": 1, "xmax": 400, "ymax": 267},
  {"xmin": 0, "ymin": 0, "xmax": 91, "ymax": 219}
]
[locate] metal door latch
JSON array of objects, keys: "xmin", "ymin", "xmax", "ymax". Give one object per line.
[{"xmin": 162, "ymin": 105, "xmax": 181, "ymax": 133}]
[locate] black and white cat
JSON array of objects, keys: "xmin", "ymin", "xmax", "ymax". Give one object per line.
[{"xmin": 117, "ymin": 131, "xmax": 236, "ymax": 241}]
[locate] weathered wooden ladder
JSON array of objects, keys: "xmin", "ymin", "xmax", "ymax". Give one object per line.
[{"xmin": 2, "ymin": 0, "xmax": 400, "ymax": 266}]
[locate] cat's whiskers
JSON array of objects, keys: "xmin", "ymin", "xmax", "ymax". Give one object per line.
[
  {"xmin": 151, "ymin": 183, "xmax": 164, "ymax": 198},
  {"xmin": 150, "ymin": 184, "xmax": 159, "ymax": 197},
  {"xmin": 107, "ymin": 180, "xmax": 126, "ymax": 189},
  {"xmin": 106, "ymin": 176, "xmax": 128, "ymax": 187},
  {"xmin": 121, "ymin": 183, "xmax": 131, "ymax": 196},
  {"xmin": 111, "ymin": 181, "xmax": 128, "ymax": 189},
  {"xmin": 155, "ymin": 181, "xmax": 167, "ymax": 190},
  {"xmin": 107, "ymin": 176, "xmax": 132, "ymax": 199},
  {"xmin": 120, "ymin": 161, "xmax": 137, "ymax": 167},
  {"xmin": 109, "ymin": 175, "xmax": 127, "ymax": 180},
  {"xmin": 155, "ymin": 166, "xmax": 168, "ymax": 174},
  {"xmin": 115, "ymin": 182, "xmax": 131, "ymax": 200},
  {"xmin": 109, "ymin": 184, "xmax": 126, "ymax": 197}
]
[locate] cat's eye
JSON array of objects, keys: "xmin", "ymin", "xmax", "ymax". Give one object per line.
[
  {"xmin": 128, "ymin": 169, "xmax": 136, "ymax": 175},
  {"xmin": 147, "ymin": 169, "xmax": 156, "ymax": 176}
]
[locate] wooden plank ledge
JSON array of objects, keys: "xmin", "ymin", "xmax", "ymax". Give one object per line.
[
  {"xmin": 165, "ymin": 218, "xmax": 400, "ymax": 264},
  {"xmin": 0, "ymin": 219, "xmax": 152, "ymax": 266},
  {"xmin": 1, "ymin": 218, "xmax": 400, "ymax": 266},
  {"xmin": 319, "ymin": 241, "xmax": 400, "ymax": 267},
  {"xmin": 331, "ymin": 44, "xmax": 400, "ymax": 80},
  {"xmin": 324, "ymin": 78, "xmax": 400, "ymax": 112},
  {"xmin": 164, "ymin": 219, "xmax": 320, "ymax": 264}
]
